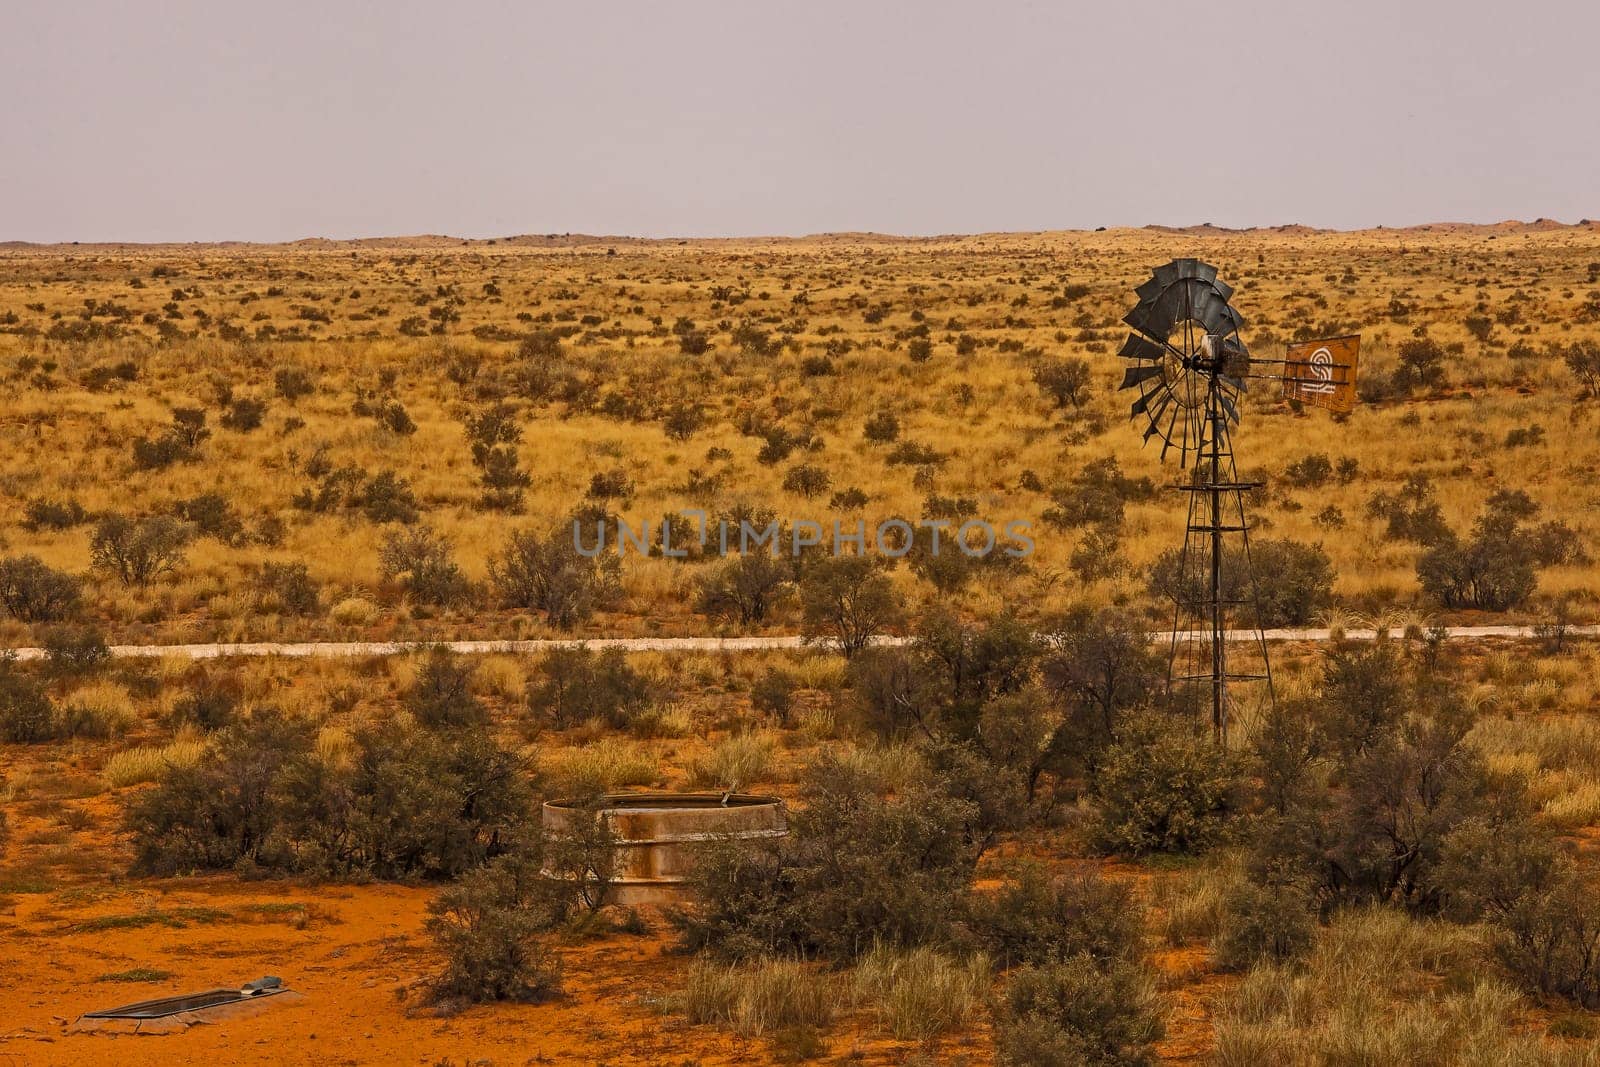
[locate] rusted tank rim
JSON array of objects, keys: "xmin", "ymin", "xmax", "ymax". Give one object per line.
[{"xmin": 543, "ymin": 791, "xmax": 781, "ymax": 812}]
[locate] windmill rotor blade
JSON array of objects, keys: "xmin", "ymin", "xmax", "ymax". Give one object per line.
[
  {"xmin": 1122, "ymin": 302, "xmax": 1158, "ymax": 337},
  {"xmin": 1220, "ymin": 393, "xmax": 1240, "ymax": 424},
  {"xmin": 1119, "ymin": 333, "xmax": 1167, "ymax": 363},
  {"xmin": 1131, "ymin": 380, "xmax": 1167, "ymax": 416},
  {"xmin": 1142, "ymin": 390, "xmax": 1173, "ymax": 438},
  {"xmin": 1221, "ymin": 374, "xmax": 1249, "ymax": 394},
  {"xmin": 1120, "ymin": 364, "xmax": 1165, "ymax": 390}
]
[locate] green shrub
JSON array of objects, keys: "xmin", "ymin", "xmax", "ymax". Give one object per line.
[
  {"xmin": 426, "ymin": 849, "xmax": 565, "ymax": 1004},
  {"xmin": 379, "ymin": 525, "xmax": 471, "ymax": 607},
  {"xmin": 256, "ymin": 561, "xmax": 321, "ymax": 615},
  {"xmin": 0, "ymin": 555, "xmax": 82, "ymax": 622},
  {"xmin": 1038, "ymin": 608, "xmax": 1162, "ymax": 780},
  {"xmin": 527, "ymin": 646, "xmax": 651, "ymax": 729},
  {"xmin": 992, "ymin": 957, "xmax": 1164, "ymax": 1067},
  {"xmin": 489, "ymin": 524, "xmax": 621, "ymax": 629},
  {"xmin": 799, "ymin": 556, "xmax": 905, "ymax": 659},
  {"xmin": 697, "ymin": 554, "xmax": 792, "ymax": 625},
  {"xmin": 125, "ymin": 710, "xmax": 532, "ymax": 879},
  {"xmin": 675, "ymin": 753, "xmax": 979, "ymax": 961},
  {"xmin": 750, "ymin": 668, "xmax": 797, "ymax": 723},
  {"xmin": 0, "ymin": 658, "xmax": 56, "ymax": 743},
  {"xmin": 1212, "ymin": 879, "xmax": 1316, "ymax": 970},
  {"xmin": 540, "ymin": 796, "xmax": 618, "ymax": 913},
  {"xmin": 40, "ymin": 625, "xmax": 111, "ymax": 678},
  {"xmin": 167, "ymin": 672, "xmax": 240, "ymax": 731},
  {"xmin": 405, "ymin": 648, "xmax": 488, "ymax": 729},
  {"xmin": 90, "ymin": 514, "xmax": 192, "ymax": 587},
  {"xmin": 1091, "ymin": 712, "xmax": 1249, "ymax": 856},
  {"xmin": 970, "ymin": 864, "xmax": 1145, "ymax": 970}
]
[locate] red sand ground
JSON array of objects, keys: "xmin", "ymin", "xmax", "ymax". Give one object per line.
[{"xmin": 0, "ymin": 874, "xmax": 1226, "ymax": 1066}]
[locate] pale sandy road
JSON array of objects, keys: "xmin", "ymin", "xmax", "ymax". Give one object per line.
[{"xmin": 5, "ymin": 625, "xmax": 1595, "ymax": 661}]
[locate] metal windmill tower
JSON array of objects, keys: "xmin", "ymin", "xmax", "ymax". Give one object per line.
[{"xmin": 1115, "ymin": 259, "xmax": 1269, "ymax": 743}]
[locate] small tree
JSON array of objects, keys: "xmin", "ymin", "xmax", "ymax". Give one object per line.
[
  {"xmin": 0, "ymin": 555, "xmax": 82, "ymax": 621},
  {"xmin": 1565, "ymin": 340, "xmax": 1600, "ymax": 398},
  {"xmin": 406, "ymin": 648, "xmax": 488, "ymax": 729},
  {"xmin": 489, "ymin": 525, "xmax": 621, "ymax": 629},
  {"xmin": 1038, "ymin": 608, "xmax": 1162, "ymax": 777},
  {"xmin": 1033, "ymin": 357, "xmax": 1094, "ymax": 409},
  {"xmin": 696, "ymin": 554, "xmax": 791, "ymax": 625},
  {"xmin": 90, "ymin": 514, "xmax": 193, "ymax": 587},
  {"xmin": 799, "ymin": 556, "xmax": 905, "ymax": 658},
  {"xmin": 379, "ymin": 526, "xmax": 471, "ymax": 607}
]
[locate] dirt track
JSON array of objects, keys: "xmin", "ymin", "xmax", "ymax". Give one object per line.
[{"xmin": 7, "ymin": 624, "xmax": 1593, "ymax": 661}]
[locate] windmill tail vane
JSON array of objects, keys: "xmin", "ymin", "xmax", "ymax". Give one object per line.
[{"xmin": 1113, "ymin": 257, "xmax": 1359, "ymax": 743}]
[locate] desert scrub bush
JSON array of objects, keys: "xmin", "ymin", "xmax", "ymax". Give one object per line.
[
  {"xmin": 273, "ymin": 366, "xmax": 315, "ymax": 401},
  {"xmin": 1147, "ymin": 538, "xmax": 1334, "ymax": 629},
  {"xmin": 1038, "ymin": 607, "xmax": 1162, "ymax": 780},
  {"xmin": 40, "ymin": 625, "xmax": 112, "ymax": 678},
  {"xmin": 0, "ymin": 658, "xmax": 56, "ymax": 743},
  {"xmin": 1416, "ymin": 496, "xmax": 1555, "ymax": 611},
  {"xmin": 22, "ymin": 496, "xmax": 89, "ymax": 532},
  {"xmin": 992, "ymin": 956, "xmax": 1164, "ymax": 1067},
  {"xmin": 849, "ymin": 943, "xmax": 990, "ymax": 1042},
  {"xmin": 674, "ymin": 751, "xmax": 979, "ymax": 961},
  {"xmin": 1090, "ymin": 711, "xmax": 1249, "ymax": 856},
  {"xmin": 103, "ymin": 735, "xmax": 208, "ymax": 787},
  {"xmin": 379, "ymin": 525, "xmax": 471, "ymax": 607},
  {"xmin": 254, "ymin": 561, "xmax": 320, "ymax": 615},
  {"xmin": 1032, "ymin": 356, "xmax": 1093, "ymax": 409},
  {"xmin": 689, "ymin": 732, "xmax": 777, "ymax": 792},
  {"xmin": 1437, "ymin": 818, "xmax": 1600, "ymax": 1008},
  {"xmin": 672, "ymin": 957, "xmax": 837, "ymax": 1038},
  {"xmin": 489, "ymin": 525, "xmax": 621, "ymax": 629},
  {"xmin": 969, "ymin": 864, "xmax": 1145, "ymax": 970},
  {"xmin": 540, "ymin": 795, "xmax": 619, "ymax": 913},
  {"xmin": 90, "ymin": 513, "xmax": 193, "ymax": 587},
  {"xmin": 426, "ymin": 848, "xmax": 565, "ymax": 1004},
  {"xmin": 172, "ymin": 491, "xmax": 247, "ymax": 546},
  {"xmin": 749, "ymin": 667, "xmax": 797, "ymax": 724},
  {"xmin": 1212, "ymin": 878, "xmax": 1316, "ymax": 971},
  {"xmin": 125, "ymin": 709, "xmax": 532, "ymax": 879},
  {"xmin": 131, "ymin": 407, "xmax": 209, "ymax": 469},
  {"xmin": 404, "ymin": 648, "xmax": 488, "ymax": 729},
  {"xmin": 0, "ymin": 555, "xmax": 82, "ymax": 622},
  {"xmin": 527, "ymin": 646, "xmax": 651, "ymax": 729}
]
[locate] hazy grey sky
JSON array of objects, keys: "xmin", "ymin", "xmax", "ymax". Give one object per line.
[{"xmin": 4, "ymin": 1, "xmax": 1596, "ymax": 242}]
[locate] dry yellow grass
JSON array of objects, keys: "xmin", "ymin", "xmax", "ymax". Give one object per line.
[{"xmin": 1, "ymin": 226, "xmax": 1597, "ymax": 646}]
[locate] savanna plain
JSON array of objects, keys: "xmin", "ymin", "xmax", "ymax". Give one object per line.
[{"xmin": 4, "ymin": 222, "xmax": 1600, "ymax": 1065}]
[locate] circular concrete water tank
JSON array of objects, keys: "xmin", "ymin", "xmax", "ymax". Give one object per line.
[{"xmin": 542, "ymin": 792, "xmax": 787, "ymax": 906}]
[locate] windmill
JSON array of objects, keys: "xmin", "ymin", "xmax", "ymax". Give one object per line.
[{"xmin": 1116, "ymin": 258, "xmax": 1356, "ymax": 742}]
